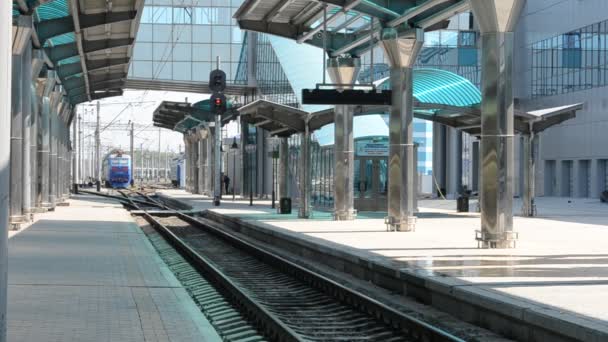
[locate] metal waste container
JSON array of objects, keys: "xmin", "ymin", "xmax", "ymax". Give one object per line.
[
  {"xmin": 279, "ymin": 197, "xmax": 292, "ymax": 214},
  {"xmin": 457, "ymin": 196, "xmax": 469, "ymax": 212}
]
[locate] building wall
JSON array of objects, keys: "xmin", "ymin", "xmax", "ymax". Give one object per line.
[{"xmin": 515, "ymin": 0, "xmax": 608, "ymax": 197}]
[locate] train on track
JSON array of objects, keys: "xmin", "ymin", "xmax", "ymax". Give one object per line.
[
  {"xmin": 102, "ymin": 150, "xmax": 132, "ymax": 188},
  {"xmin": 169, "ymin": 153, "xmax": 185, "ymax": 188}
]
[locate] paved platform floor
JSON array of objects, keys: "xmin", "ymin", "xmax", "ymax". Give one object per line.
[
  {"xmin": 159, "ymin": 189, "xmax": 608, "ymax": 336},
  {"xmin": 8, "ymin": 193, "xmax": 221, "ymax": 342}
]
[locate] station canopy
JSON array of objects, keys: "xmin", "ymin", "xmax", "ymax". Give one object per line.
[
  {"xmin": 153, "ymin": 100, "xmax": 239, "ymax": 134},
  {"xmin": 235, "ymin": 0, "xmax": 471, "ymax": 58},
  {"xmin": 12, "ymin": 0, "xmax": 144, "ymax": 105}
]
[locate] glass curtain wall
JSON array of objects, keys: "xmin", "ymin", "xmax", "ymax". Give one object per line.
[
  {"xmin": 531, "ymin": 18, "xmax": 608, "ymax": 98},
  {"xmin": 129, "ymin": 0, "xmax": 246, "ymax": 82}
]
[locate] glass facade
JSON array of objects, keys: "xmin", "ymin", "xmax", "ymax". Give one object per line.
[
  {"xmin": 532, "ymin": 18, "xmax": 608, "ymax": 98},
  {"xmin": 129, "ymin": 0, "xmax": 245, "ymax": 82}
]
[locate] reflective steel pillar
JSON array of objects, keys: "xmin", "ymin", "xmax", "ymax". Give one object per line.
[
  {"xmin": 1, "ymin": 1, "xmax": 13, "ymax": 337},
  {"xmin": 470, "ymin": 0, "xmax": 525, "ymax": 248},
  {"xmin": 327, "ymin": 57, "xmax": 360, "ymax": 220},
  {"xmin": 22, "ymin": 44, "xmax": 32, "ymax": 218},
  {"xmin": 192, "ymin": 136, "xmax": 199, "ymax": 194},
  {"xmin": 446, "ymin": 128, "xmax": 463, "ymax": 198},
  {"xmin": 38, "ymin": 74, "xmax": 54, "ymax": 208},
  {"xmin": 381, "ymin": 28, "xmax": 423, "ymax": 232},
  {"xmin": 10, "ymin": 53, "xmax": 24, "ymax": 224},
  {"xmin": 278, "ymin": 137, "xmax": 289, "ymax": 211},
  {"xmin": 213, "ymin": 119, "xmax": 222, "ymax": 205},
  {"xmin": 240, "ymin": 120, "xmax": 248, "ymax": 197},
  {"xmin": 72, "ymin": 108, "xmax": 78, "ymax": 194},
  {"xmin": 432, "ymin": 123, "xmax": 446, "ymax": 198},
  {"xmin": 49, "ymin": 98, "xmax": 60, "ymax": 208},
  {"xmin": 200, "ymin": 137, "xmax": 207, "ymax": 195},
  {"xmin": 298, "ymin": 126, "xmax": 311, "ymax": 218},
  {"xmin": 208, "ymin": 128, "xmax": 215, "ymax": 197},
  {"xmin": 521, "ymin": 133, "xmax": 536, "ymax": 216},
  {"xmin": 198, "ymin": 138, "xmax": 204, "ymax": 195},
  {"xmin": 30, "ymin": 85, "xmax": 39, "ymax": 209}
]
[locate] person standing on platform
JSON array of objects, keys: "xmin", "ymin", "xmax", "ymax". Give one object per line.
[{"xmin": 224, "ymin": 175, "xmax": 230, "ymax": 195}]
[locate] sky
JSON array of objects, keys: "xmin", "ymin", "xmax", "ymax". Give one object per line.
[{"xmin": 76, "ymin": 89, "xmax": 240, "ymax": 158}]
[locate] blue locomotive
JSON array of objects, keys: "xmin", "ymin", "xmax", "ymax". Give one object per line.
[
  {"xmin": 169, "ymin": 154, "xmax": 185, "ymax": 188},
  {"xmin": 102, "ymin": 151, "xmax": 132, "ymax": 188}
]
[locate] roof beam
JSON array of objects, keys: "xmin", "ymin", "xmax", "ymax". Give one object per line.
[
  {"xmin": 264, "ymin": 0, "xmax": 297, "ymax": 22},
  {"xmin": 388, "ymin": 0, "xmax": 451, "ymax": 27},
  {"xmin": 416, "ymin": 0, "xmax": 470, "ymax": 29},
  {"xmin": 45, "ymin": 38, "xmax": 134, "ymax": 62},
  {"xmin": 36, "ymin": 11, "xmax": 138, "ymax": 42},
  {"xmin": 70, "ymin": 0, "xmax": 92, "ymax": 102},
  {"xmin": 57, "ymin": 57, "xmax": 130, "ymax": 79},
  {"xmin": 67, "ymin": 79, "xmax": 125, "ymax": 97}
]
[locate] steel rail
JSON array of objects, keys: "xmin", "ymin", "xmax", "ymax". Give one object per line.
[
  {"xmin": 127, "ymin": 194, "xmax": 302, "ymax": 341},
  {"xmin": 135, "ymin": 193, "xmax": 466, "ymax": 342}
]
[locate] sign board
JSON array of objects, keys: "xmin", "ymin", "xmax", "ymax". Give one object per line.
[{"xmin": 355, "ymin": 140, "xmax": 389, "ymax": 157}]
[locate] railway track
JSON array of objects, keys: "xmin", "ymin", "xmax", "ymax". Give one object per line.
[{"xmin": 111, "ymin": 190, "xmax": 466, "ymax": 341}]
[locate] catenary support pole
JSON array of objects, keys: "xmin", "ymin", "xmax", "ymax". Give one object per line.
[
  {"xmin": 72, "ymin": 106, "xmax": 79, "ymax": 194},
  {"xmin": 470, "ymin": 0, "xmax": 524, "ymax": 248},
  {"xmin": 327, "ymin": 57, "xmax": 360, "ymax": 221},
  {"xmin": 0, "ymin": 0, "xmax": 13, "ymax": 338},
  {"xmin": 380, "ymin": 28, "xmax": 423, "ymax": 231}
]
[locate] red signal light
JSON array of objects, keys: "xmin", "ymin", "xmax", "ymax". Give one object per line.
[{"xmin": 215, "ymin": 98, "xmax": 222, "ymax": 106}]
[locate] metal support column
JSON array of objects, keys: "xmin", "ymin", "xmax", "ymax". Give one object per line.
[
  {"xmin": 129, "ymin": 122, "xmax": 134, "ymax": 186},
  {"xmin": 22, "ymin": 44, "xmax": 32, "ymax": 218},
  {"xmin": 381, "ymin": 28, "xmax": 423, "ymax": 232},
  {"xmin": 72, "ymin": 107, "xmax": 79, "ymax": 193},
  {"xmin": 49, "ymin": 99, "xmax": 59, "ymax": 208},
  {"xmin": 432, "ymin": 123, "xmax": 447, "ymax": 198},
  {"xmin": 470, "ymin": 0, "xmax": 524, "ymax": 248},
  {"xmin": 10, "ymin": 53, "xmax": 25, "ymax": 225},
  {"xmin": 521, "ymin": 133, "xmax": 536, "ymax": 216},
  {"xmin": 30, "ymin": 84, "xmax": 39, "ymax": 210},
  {"xmin": 208, "ymin": 128, "xmax": 215, "ymax": 196},
  {"xmin": 213, "ymin": 117, "xmax": 222, "ymax": 205},
  {"xmin": 198, "ymin": 138, "xmax": 204, "ymax": 195},
  {"xmin": 298, "ymin": 125, "xmax": 311, "ymax": 218},
  {"xmin": 95, "ymin": 101, "xmax": 100, "ymax": 191},
  {"xmin": 446, "ymin": 128, "xmax": 463, "ymax": 198},
  {"xmin": 327, "ymin": 57, "xmax": 360, "ymax": 221},
  {"xmin": 278, "ymin": 137, "xmax": 289, "ymax": 212},
  {"xmin": 240, "ymin": 120, "xmax": 249, "ymax": 197},
  {"xmin": 39, "ymin": 73, "xmax": 55, "ymax": 208},
  {"xmin": 192, "ymin": 136, "xmax": 199, "ymax": 194},
  {"xmin": 0, "ymin": 1, "xmax": 13, "ymax": 337}
]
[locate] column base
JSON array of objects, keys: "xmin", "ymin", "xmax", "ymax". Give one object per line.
[
  {"xmin": 333, "ymin": 209, "xmax": 357, "ymax": 221},
  {"xmin": 298, "ymin": 207, "xmax": 311, "ymax": 219},
  {"xmin": 475, "ymin": 230, "xmax": 518, "ymax": 249},
  {"xmin": 10, "ymin": 215, "xmax": 26, "ymax": 230},
  {"xmin": 56, "ymin": 201, "xmax": 70, "ymax": 207},
  {"xmin": 384, "ymin": 216, "xmax": 416, "ymax": 232},
  {"xmin": 521, "ymin": 202, "xmax": 537, "ymax": 217},
  {"xmin": 31, "ymin": 207, "xmax": 48, "ymax": 214}
]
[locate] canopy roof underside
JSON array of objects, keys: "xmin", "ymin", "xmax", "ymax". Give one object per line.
[
  {"xmin": 235, "ymin": 0, "xmax": 470, "ymax": 57},
  {"xmin": 13, "ymin": 0, "xmax": 144, "ymax": 104}
]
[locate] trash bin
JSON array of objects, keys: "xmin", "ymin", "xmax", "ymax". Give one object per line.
[
  {"xmin": 457, "ymin": 196, "xmax": 469, "ymax": 212},
  {"xmin": 279, "ymin": 197, "xmax": 292, "ymax": 214}
]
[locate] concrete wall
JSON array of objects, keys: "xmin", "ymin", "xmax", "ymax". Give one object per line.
[{"xmin": 514, "ymin": 0, "xmax": 608, "ymax": 198}]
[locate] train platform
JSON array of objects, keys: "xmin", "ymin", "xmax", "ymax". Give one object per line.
[
  {"xmin": 157, "ymin": 189, "xmax": 608, "ymax": 342},
  {"xmin": 8, "ymin": 193, "xmax": 221, "ymax": 342}
]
